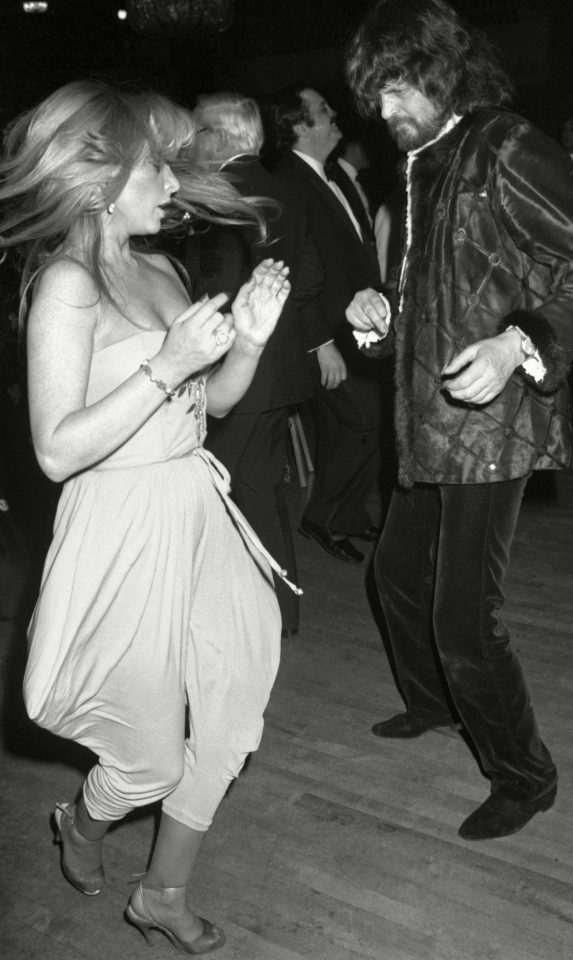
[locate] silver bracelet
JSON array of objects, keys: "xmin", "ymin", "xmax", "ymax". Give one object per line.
[{"xmin": 140, "ymin": 359, "xmax": 176, "ymax": 400}]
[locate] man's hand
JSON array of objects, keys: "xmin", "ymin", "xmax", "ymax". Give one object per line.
[
  {"xmin": 441, "ymin": 329, "xmax": 524, "ymax": 405},
  {"xmin": 346, "ymin": 287, "xmax": 390, "ymax": 336},
  {"xmin": 316, "ymin": 342, "xmax": 347, "ymax": 389}
]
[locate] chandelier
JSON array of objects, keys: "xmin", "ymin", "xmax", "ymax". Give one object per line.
[{"xmin": 127, "ymin": 0, "xmax": 235, "ymax": 37}]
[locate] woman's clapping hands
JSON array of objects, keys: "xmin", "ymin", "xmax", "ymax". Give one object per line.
[
  {"xmin": 231, "ymin": 259, "xmax": 291, "ymax": 350},
  {"xmin": 156, "ymin": 259, "xmax": 290, "ymax": 387}
]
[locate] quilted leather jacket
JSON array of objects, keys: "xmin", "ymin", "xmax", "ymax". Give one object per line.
[{"xmin": 374, "ymin": 109, "xmax": 573, "ymax": 487}]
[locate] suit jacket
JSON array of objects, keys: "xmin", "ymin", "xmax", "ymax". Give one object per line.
[
  {"xmin": 185, "ymin": 155, "xmax": 322, "ymax": 413},
  {"xmin": 324, "ymin": 159, "xmax": 376, "ymax": 246},
  {"xmin": 271, "ymin": 151, "xmax": 381, "ymax": 370}
]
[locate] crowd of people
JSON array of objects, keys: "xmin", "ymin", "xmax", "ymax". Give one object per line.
[{"xmin": 1, "ymin": 0, "xmax": 572, "ymax": 955}]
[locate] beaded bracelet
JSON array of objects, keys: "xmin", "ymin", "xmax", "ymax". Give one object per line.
[{"xmin": 140, "ymin": 359, "xmax": 176, "ymax": 400}]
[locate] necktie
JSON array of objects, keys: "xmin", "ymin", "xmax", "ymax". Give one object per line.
[{"xmin": 326, "ymin": 163, "xmax": 375, "ymax": 245}]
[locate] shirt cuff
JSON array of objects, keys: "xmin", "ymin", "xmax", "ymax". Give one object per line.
[
  {"xmin": 507, "ymin": 324, "xmax": 547, "ymax": 383},
  {"xmin": 308, "ymin": 339, "xmax": 335, "ymax": 353}
]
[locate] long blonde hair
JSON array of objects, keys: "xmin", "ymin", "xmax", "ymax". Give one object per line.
[{"xmin": 0, "ymin": 80, "xmax": 266, "ymax": 323}]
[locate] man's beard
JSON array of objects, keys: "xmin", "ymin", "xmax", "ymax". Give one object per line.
[{"xmin": 387, "ymin": 111, "xmax": 448, "ymax": 152}]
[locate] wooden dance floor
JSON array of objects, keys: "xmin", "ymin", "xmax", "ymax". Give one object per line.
[{"xmin": 2, "ymin": 469, "xmax": 573, "ymax": 960}]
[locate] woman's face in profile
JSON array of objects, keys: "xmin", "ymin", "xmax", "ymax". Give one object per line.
[{"xmin": 111, "ymin": 153, "xmax": 180, "ymax": 237}]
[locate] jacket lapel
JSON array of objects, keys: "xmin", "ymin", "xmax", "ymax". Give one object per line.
[
  {"xmin": 291, "ymin": 153, "xmax": 368, "ymax": 244},
  {"xmin": 325, "ymin": 161, "xmax": 375, "ymax": 244}
]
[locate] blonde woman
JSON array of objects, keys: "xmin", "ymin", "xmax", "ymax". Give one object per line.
[{"xmin": 0, "ymin": 80, "xmax": 291, "ymax": 955}]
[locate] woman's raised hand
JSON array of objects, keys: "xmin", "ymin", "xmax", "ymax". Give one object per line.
[
  {"xmin": 154, "ymin": 261, "xmax": 290, "ymax": 389},
  {"xmin": 157, "ymin": 292, "xmax": 236, "ymax": 383},
  {"xmin": 231, "ymin": 259, "xmax": 291, "ymax": 349}
]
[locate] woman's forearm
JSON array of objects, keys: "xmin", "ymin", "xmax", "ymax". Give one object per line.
[{"xmin": 205, "ymin": 337, "xmax": 264, "ymax": 418}]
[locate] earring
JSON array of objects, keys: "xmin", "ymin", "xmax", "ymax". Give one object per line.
[{"xmin": 107, "ymin": 202, "xmax": 115, "ymax": 215}]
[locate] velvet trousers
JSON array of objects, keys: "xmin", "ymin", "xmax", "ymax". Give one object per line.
[{"xmin": 374, "ymin": 478, "xmax": 557, "ymax": 802}]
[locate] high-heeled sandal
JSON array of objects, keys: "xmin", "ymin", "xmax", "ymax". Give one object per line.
[
  {"xmin": 52, "ymin": 802, "xmax": 105, "ymax": 896},
  {"xmin": 125, "ymin": 881, "xmax": 225, "ymax": 955}
]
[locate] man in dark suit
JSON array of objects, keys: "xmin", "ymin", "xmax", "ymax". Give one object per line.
[
  {"xmin": 268, "ymin": 86, "xmax": 386, "ymax": 563},
  {"xmin": 187, "ymin": 92, "xmax": 322, "ymax": 636}
]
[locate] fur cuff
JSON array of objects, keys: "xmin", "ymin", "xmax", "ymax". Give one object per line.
[
  {"xmin": 358, "ymin": 329, "xmax": 395, "ymax": 359},
  {"xmin": 498, "ymin": 310, "xmax": 570, "ymax": 394}
]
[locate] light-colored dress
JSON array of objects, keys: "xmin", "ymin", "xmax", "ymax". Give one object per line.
[{"xmin": 24, "ymin": 331, "xmax": 281, "ymax": 831}]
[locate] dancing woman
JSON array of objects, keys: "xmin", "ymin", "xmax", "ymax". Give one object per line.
[{"xmin": 0, "ymin": 79, "xmax": 292, "ymax": 954}]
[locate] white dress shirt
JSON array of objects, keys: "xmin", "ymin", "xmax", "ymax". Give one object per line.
[{"xmin": 337, "ymin": 156, "xmax": 373, "ymax": 226}]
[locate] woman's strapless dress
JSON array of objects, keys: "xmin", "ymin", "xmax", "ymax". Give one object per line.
[{"xmin": 24, "ymin": 332, "xmax": 281, "ymax": 764}]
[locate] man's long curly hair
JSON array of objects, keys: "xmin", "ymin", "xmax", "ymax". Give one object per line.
[{"xmin": 346, "ymin": 0, "xmax": 514, "ymax": 117}]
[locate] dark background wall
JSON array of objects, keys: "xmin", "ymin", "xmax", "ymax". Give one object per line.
[
  {"xmin": 2, "ymin": 0, "xmax": 572, "ymax": 136},
  {"xmin": 2, "ymin": 0, "xmax": 572, "ymax": 216}
]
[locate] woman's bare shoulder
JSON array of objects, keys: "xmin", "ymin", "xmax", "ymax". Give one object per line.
[
  {"xmin": 34, "ymin": 256, "xmax": 99, "ymax": 308},
  {"xmin": 29, "ymin": 257, "xmax": 100, "ymax": 335}
]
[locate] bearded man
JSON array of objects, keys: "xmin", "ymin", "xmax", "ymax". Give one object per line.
[{"xmin": 345, "ymin": 0, "xmax": 573, "ymax": 840}]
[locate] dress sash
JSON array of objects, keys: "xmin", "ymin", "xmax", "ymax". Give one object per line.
[{"xmin": 191, "ymin": 447, "xmax": 303, "ymax": 596}]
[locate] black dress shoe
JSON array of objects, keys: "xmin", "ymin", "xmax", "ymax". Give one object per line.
[
  {"xmin": 458, "ymin": 785, "xmax": 557, "ymax": 841},
  {"xmin": 371, "ymin": 711, "xmax": 457, "ymax": 739},
  {"xmin": 281, "ymin": 628, "xmax": 299, "ymax": 639},
  {"xmin": 298, "ymin": 517, "xmax": 364, "ymax": 564}
]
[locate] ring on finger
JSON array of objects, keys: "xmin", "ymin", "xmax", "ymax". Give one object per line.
[{"xmin": 215, "ymin": 329, "xmax": 229, "ymax": 346}]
